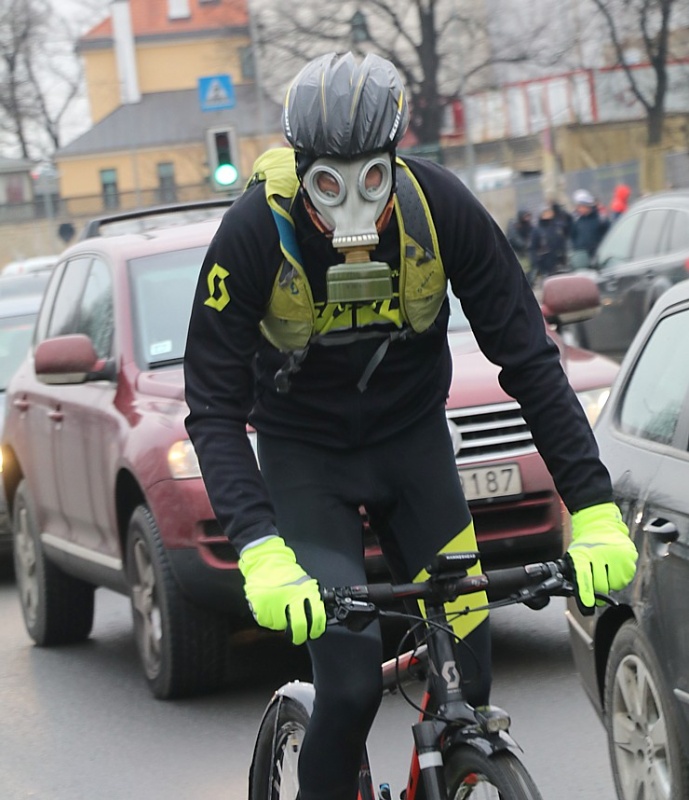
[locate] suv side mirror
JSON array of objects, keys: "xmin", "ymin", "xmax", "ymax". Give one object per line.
[
  {"xmin": 35, "ymin": 334, "xmax": 113, "ymax": 385},
  {"xmin": 540, "ymin": 274, "xmax": 601, "ymax": 326}
]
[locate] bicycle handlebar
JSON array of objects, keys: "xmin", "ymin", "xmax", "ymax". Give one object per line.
[{"xmin": 322, "ymin": 556, "xmax": 576, "ymax": 621}]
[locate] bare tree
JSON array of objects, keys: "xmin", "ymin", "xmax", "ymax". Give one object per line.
[
  {"xmin": 587, "ymin": 0, "xmax": 687, "ymax": 145},
  {"xmin": 253, "ymin": 0, "xmax": 549, "ymax": 147},
  {"xmin": 0, "ymin": 0, "xmax": 91, "ymax": 160}
]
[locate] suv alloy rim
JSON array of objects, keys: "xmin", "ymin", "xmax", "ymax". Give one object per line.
[{"xmin": 14, "ymin": 505, "xmax": 39, "ymax": 627}]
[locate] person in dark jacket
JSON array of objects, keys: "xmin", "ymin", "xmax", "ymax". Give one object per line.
[
  {"xmin": 570, "ymin": 189, "xmax": 610, "ymax": 268},
  {"xmin": 506, "ymin": 208, "xmax": 533, "ymax": 272},
  {"xmin": 184, "ymin": 52, "xmax": 637, "ymax": 800},
  {"xmin": 550, "ymin": 199, "xmax": 573, "ymax": 240},
  {"xmin": 529, "ymin": 205, "xmax": 568, "ymax": 285}
]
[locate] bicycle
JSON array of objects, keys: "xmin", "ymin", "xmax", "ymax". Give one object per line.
[{"xmin": 248, "ymin": 550, "xmax": 604, "ymax": 800}]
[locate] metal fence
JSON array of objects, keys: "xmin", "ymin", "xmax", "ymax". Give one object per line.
[
  {"xmin": 2, "ymin": 152, "xmax": 688, "ymax": 231},
  {"xmin": 0, "ymin": 182, "xmax": 223, "ymax": 226}
]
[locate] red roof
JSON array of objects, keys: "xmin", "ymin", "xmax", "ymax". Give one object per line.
[{"xmin": 81, "ymin": 0, "xmax": 248, "ymax": 41}]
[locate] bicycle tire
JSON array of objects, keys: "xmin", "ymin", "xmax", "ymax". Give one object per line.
[
  {"xmin": 249, "ymin": 697, "xmax": 309, "ymax": 800},
  {"xmin": 445, "ymin": 745, "xmax": 544, "ymax": 800}
]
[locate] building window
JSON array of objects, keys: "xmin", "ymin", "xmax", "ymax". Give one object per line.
[
  {"xmin": 168, "ymin": 0, "xmax": 190, "ymax": 19},
  {"xmin": 100, "ymin": 168, "xmax": 119, "ymax": 210},
  {"xmin": 240, "ymin": 46, "xmax": 256, "ymax": 81},
  {"xmin": 6, "ymin": 175, "xmax": 25, "ymax": 204},
  {"xmin": 157, "ymin": 162, "xmax": 177, "ymax": 204}
]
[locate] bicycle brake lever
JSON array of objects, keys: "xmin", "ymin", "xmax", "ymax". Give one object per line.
[
  {"xmin": 594, "ymin": 591, "xmax": 619, "ymax": 607},
  {"xmin": 326, "ymin": 599, "xmax": 378, "ymax": 632}
]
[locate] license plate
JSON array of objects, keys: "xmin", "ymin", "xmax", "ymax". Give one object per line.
[{"xmin": 458, "ymin": 464, "xmax": 522, "ymax": 502}]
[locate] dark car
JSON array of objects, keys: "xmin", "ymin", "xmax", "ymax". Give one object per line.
[
  {"xmin": 567, "ymin": 278, "xmax": 689, "ymax": 800},
  {"xmin": 1, "ymin": 209, "xmax": 616, "ymax": 700},
  {"xmin": 573, "ymin": 190, "xmax": 689, "ymax": 361},
  {"xmin": 0, "ymin": 293, "xmax": 43, "ymax": 551}
]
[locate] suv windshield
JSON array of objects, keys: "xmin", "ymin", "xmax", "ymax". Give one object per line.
[{"xmin": 129, "ymin": 246, "xmax": 206, "ymax": 368}]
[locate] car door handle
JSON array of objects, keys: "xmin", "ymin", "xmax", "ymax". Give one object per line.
[
  {"xmin": 47, "ymin": 409, "xmax": 64, "ymax": 422},
  {"xmin": 13, "ymin": 398, "xmax": 29, "ymax": 412},
  {"xmin": 642, "ymin": 517, "xmax": 678, "ymax": 543}
]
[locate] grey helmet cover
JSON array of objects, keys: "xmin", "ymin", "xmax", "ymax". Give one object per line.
[{"xmin": 282, "ymin": 51, "xmax": 409, "ymax": 160}]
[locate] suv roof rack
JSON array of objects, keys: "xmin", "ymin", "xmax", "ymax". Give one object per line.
[{"xmin": 79, "ymin": 198, "xmax": 236, "ymax": 240}]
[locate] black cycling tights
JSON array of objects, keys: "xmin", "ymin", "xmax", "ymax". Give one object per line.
[{"xmin": 257, "ymin": 408, "xmax": 492, "ymax": 800}]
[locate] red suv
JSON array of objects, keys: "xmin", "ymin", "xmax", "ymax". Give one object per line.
[{"xmin": 1, "ymin": 210, "xmax": 618, "ymax": 699}]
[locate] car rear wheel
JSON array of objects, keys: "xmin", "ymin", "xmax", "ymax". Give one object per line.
[
  {"xmin": 12, "ymin": 479, "xmax": 95, "ymax": 645},
  {"xmin": 126, "ymin": 504, "xmax": 231, "ymax": 699},
  {"xmin": 604, "ymin": 620, "xmax": 689, "ymax": 800}
]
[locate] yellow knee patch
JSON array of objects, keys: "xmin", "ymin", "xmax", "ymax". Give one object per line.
[{"xmin": 413, "ymin": 521, "xmax": 488, "ymax": 639}]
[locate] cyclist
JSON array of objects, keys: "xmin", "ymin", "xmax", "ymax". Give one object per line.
[{"xmin": 184, "ymin": 51, "xmax": 637, "ymax": 800}]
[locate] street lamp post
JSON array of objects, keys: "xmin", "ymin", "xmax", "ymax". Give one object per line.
[{"xmin": 350, "ymin": 9, "xmax": 371, "ymax": 53}]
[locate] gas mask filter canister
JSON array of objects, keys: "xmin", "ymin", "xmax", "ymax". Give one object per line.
[{"xmin": 303, "ymin": 154, "xmax": 394, "ymax": 305}]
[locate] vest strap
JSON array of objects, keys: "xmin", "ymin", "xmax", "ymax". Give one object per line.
[{"xmin": 273, "ymin": 327, "xmax": 414, "ymax": 394}]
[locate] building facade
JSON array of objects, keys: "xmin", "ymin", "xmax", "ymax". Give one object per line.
[{"xmin": 56, "ymin": 0, "xmax": 283, "ymax": 212}]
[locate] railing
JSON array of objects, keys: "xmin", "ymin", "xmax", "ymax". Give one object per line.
[{"xmin": 0, "ymin": 182, "xmax": 230, "ymax": 225}]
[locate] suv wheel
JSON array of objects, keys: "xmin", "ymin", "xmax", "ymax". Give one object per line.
[
  {"xmin": 126, "ymin": 505, "xmax": 230, "ymax": 699},
  {"xmin": 12, "ymin": 479, "xmax": 95, "ymax": 645},
  {"xmin": 605, "ymin": 620, "xmax": 689, "ymax": 800}
]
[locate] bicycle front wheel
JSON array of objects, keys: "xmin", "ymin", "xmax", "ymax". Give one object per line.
[
  {"xmin": 445, "ymin": 746, "xmax": 544, "ymax": 800},
  {"xmin": 249, "ymin": 697, "xmax": 309, "ymax": 800}
]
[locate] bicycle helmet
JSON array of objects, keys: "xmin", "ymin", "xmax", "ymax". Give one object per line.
[{"xmin": 282, "ymin": 52, "xmax": 409, "ymax": 164}]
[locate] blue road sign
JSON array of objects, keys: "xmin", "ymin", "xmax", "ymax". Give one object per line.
[{"xmin": 198, "ymin": 74, "xmax": 236, "ymax": 112}]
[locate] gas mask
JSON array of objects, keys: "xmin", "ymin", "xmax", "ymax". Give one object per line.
[{"xmin": 303, "ymin": 154, "xmax": 395, "ymax": 305}]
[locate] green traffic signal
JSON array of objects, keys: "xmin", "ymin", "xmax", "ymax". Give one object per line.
[
  {"xmin": 214, "ymin": 162, "xmax": 239, "ymax": 186},
  {"xmin": 210, "ymin": 129, "xmax": 238, "ymax": 188}
]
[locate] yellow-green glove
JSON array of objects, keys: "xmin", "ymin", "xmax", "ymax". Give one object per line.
[
  {"xmin": 238, "ymin": 536, "xmax": 326, "ymax": 645},
  {"xmin": 567, "ymin": 502, "xmax": 638, "ymax": 613}
]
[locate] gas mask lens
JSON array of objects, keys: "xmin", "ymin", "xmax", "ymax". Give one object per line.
[
  {"xmin": 311, "ymin": 167, "xmax": 346, "ymax": 205},
  {"xmin": 359, "ymin": 160, "xmax": 389, "ymax": 201}
]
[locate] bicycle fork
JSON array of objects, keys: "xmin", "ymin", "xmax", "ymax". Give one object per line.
[{"xmin": 411, "ymin": 719, "xmax": 450, "ymax": 798}]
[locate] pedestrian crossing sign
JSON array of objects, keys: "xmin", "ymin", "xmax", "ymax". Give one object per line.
[{"xmin": 198, "ymin": 74, "xmax": 236, "ymax": 112}]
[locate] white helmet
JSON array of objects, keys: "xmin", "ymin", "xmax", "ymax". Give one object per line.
[{"xmin": 573, "ymin": 189, "xmax": 595, "ymax": 207}]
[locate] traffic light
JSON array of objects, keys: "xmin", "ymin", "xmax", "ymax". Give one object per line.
[{"xmin": 206, "ymin": 126, "xmax": 239, "ymax": 190}]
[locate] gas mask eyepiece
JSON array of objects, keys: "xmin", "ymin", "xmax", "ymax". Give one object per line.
[{"xmin": 303, "ymin": 155, "xmax": 394, "ymax": 304}]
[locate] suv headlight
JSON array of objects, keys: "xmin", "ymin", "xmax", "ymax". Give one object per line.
[
  {"xmin": 168, "ymin": 440, "xmax": 201, "ymax": 479},
  {"xmin": 576, "ymin": 387, "xmax": 611, "ymax": 427}
]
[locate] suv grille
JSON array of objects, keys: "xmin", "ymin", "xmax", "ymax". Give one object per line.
[{"xmin": 447, "ymin": 401, "xmax": 535, "ymax": 465}]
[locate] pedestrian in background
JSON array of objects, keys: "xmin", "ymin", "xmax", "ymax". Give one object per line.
[
  {"xmin": 609, "ymin": 183, "xmax": 632, "ymax": 221},
  {"xmin": 529, "ymin": 205, "xmax": 568, "ymax": 288},
  {"xmin": 506, "ymin": 208, "xmax": 533, "ymax": 274},
  {"xmin": 570, "ymin": 189, "xmax": 610, "ymax": 269},
  {"xmin": 549, "ymin": 198, "xmax": 573, "ymax": 241}
]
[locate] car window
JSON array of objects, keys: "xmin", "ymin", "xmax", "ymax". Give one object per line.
[
  {"xmin": 665, "ymin": 210, "xmax": 689, "ymax": 254},
  {"xmin": 618, "ymin": 308, "xmax": 689, "ymax": 446},
  {"xmin": 631, "ymin": 208, "xmax": 670, "ymax": 260},
  {"xmin": 34, "ymin": 262, "xmax": 66, "ymax": 344},
  {"xmin": 0, "ymin": 313, "xmax": 37, "ymax": 390},
  {"xmin": 596, "ymin": 212, "xmax": 640, "ymax": 267},
  {"xmin": 129, "ymin": 246, "xmax": 206, "ymax": 368},
  {"xmin": 46, "ymin": 257, "xmax": 93, "ymax": 339},
  {"xmin": 74, "ymin": 258, "xmax": 114, "ymax": 359}
]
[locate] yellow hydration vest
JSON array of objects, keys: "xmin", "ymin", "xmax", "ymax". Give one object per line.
[{"xmin": 248, "ymin": 147, "xmax": 447, "ymax": 354}]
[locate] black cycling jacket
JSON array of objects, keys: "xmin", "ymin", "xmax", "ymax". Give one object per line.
[{"xmin": 184, "ymin": 156, "xmax": 613, "ymax": 552}]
